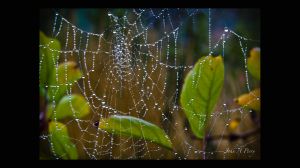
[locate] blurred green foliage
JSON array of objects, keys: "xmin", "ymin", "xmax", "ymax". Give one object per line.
[
  {"xmin": 39, "ymin": 31, "xmax": 90, "ymax": 159},
  {"xmin": 48, "ymin": 121, "xmax": 78, "ymax": 159}
]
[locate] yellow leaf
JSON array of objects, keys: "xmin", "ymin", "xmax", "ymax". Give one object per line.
[
  {"xmin": 234, "ymin": 88, "xmax": 260, "ymax": 112},
  {"xmin": 247, "ymin": 47, "xmax": 260, "ymax": 80},
  {"xmin": 228, "ymin": 119, "xmax": 240, "ymax": 131}
]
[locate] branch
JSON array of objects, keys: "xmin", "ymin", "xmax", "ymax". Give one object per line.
[
  {"xmin": 205, "ymin": 127, "xmax": 260, "ymax": 142},
  {"xmin": 190, "ymin": 127, "xmax": 260, "ymax": 142}
]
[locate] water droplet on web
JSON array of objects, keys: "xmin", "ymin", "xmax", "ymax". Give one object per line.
[
  {"xmin": 184, "ymin": 127, "xmax": 187, "ymax": 131},
  {"xmin": 224, "ymin": 27, "xmax": 229, "ymax": 32},
  {"xmin": 102, "ymin": 101, "xmax": 105, "ymax": 105},
  {"xmin": 158, "ymin": 107, "xmax": 161, "ymax": 110},
  {"xmin": 155, "ymin": 103, "xmax": 158, "ymax": 106}
]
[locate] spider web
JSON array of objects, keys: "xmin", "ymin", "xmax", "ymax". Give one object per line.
[{"xmin": 39, "ymin": 8, "xmax": 260, "ymax": 160}]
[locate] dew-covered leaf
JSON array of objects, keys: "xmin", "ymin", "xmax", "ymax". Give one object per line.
[
  {"xmin": 48, "ymin": 94, "xmax": 90, "ymax": 120},
  {"xmin": 39, "ymin": 31, "xmax": 61, "ymax": 86},
  {"xmin": 234, "ymin": 88, "xmax": 260, "ymax": 112},
  {"xmin": 99, "ymin": 115, "xmax": 173, "ymax": 150},
  {"xmin": 180, "ymin": 55, "xmax": 224, "ymax": 139},
  {"xmin": 48, "ymin": 61, "xmax": 82, "ymax": 102},
  {"xmin": 48, "ymin": 121, "xmax": 78, "ymax": 160}
]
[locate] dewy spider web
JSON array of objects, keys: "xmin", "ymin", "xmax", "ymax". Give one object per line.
[{"xmin": 39, "ymin": 8, "xmax": 260, "ymax": 159}]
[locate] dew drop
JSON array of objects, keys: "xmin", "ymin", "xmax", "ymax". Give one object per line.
[{"xmin": 224, "ymin": 27, "xmax": 229, "ymax": 32}]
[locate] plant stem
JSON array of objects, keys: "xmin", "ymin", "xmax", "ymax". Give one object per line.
[{"xmin": 202, "ymin": 136, "xmax": 206, "ymax": 160}]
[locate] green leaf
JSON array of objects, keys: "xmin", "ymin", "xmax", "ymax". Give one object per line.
[
  {"xmin": 46, "ymin": 103, "xmax": 54, "ymax": 120},
  {"xmin": 99, "ymin": 115, "xmax": 173, "ymax": 150},
  {"xmin": 39, "ymin": 31, "xmax": 61, "ymax": 86},
  {"xmin": 247, "ymin": 47, "xmax": 260, "ymax": 80},
  {"xmin": 180, "ymin": 55, "xmax": 224, "ymax": 139},
  {"xmin": 50, "ymin": 94, "xmax": 90, "ymax": 120},
  {"xmin": 48, "ymin": 121, "xmax": 78, "ymax": 160},
  {"xmin": 39, "ymin": 85, "xmax": 47, "ymax": 99},
  {"xmin": 48, "ymin": 61, "xmax": 82, "ymax": 102}
]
